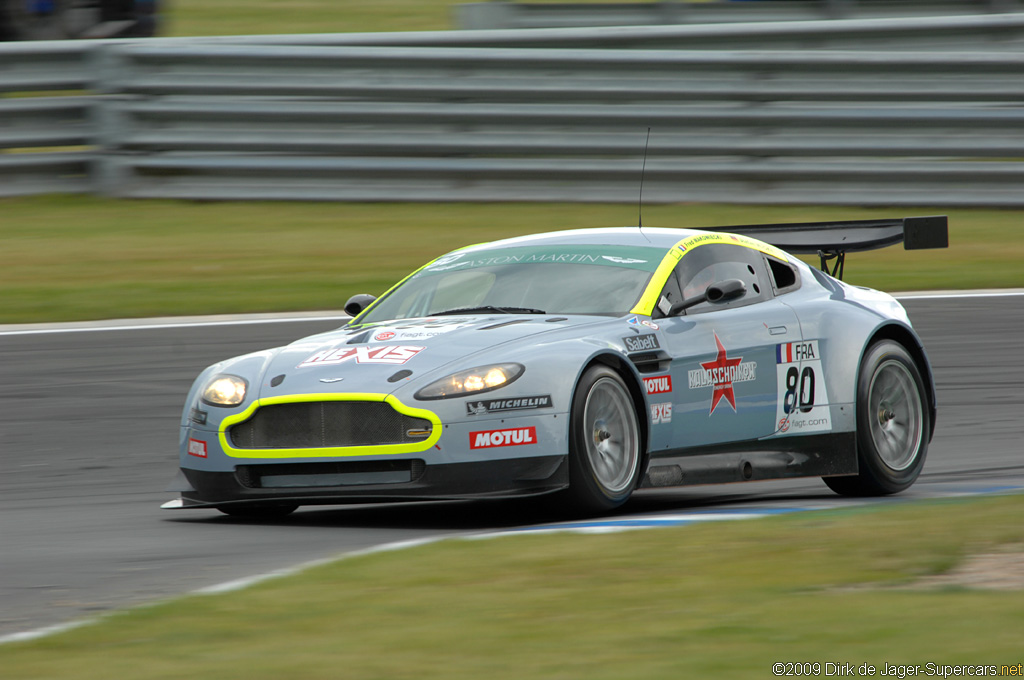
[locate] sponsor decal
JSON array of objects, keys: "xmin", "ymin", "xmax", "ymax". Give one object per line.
[
  {"xmin": 773, "ymin": 339, "xmax": 831, "ymax": 435},
  {"xmin": 624, "ymin": 334, "xmax": 660, "ymax": 352},
  {"xmin": 427, "ymin": 261, "xmax": 471, "ymax": 272},
  {"xmin": 776, "ymin": 340, "xmax": 818, "ymax": 364},
  {"xmin": 688, "ymin": 332, "xmax": 757, "ymax": 414},
  {"xmin": 469, "ymin": 426, "xmax": 538, "ymax": 449},
  {"xmin": 643, "ymin": 375, "xmax": 673, "ymax": 395},
  {"xmin": 466, "ymin": 395, "xmax": 552, "ymax": 416},
  {"xmin": 434, "ymin": 253, "xmax": 606, "ymax": 270},
  {"xmin": 425, "ymin": 252, "xmax": 466, "ymax": 271},
  {"xmin": 672, "ymin": 232, "xmax": 790, "ymax": 264},
  {"xmin": 627, "ymin": 317, "xmax": 658, "ymax": 330},
  {"xmin": 367, "ymin": 321, "xmax": 472, "ymax": 341},
  {"xmin": 298, "ymin": 345, "xmax": 425, "ymax": 368},
  {"xmin": 777, "ymin": 415, "xmax": 830, "ymax": 433},
  {"xmin": 603, "ymin": 256, "xmax": 648, "ymax": 264},
  {"xmin": 651, "ymin": 402, "xmax": 673, "ymax": 424},
  {"xmin": 187, "ymin": 438, "xmax": 208, "ymax": 458},
  {"xmin": 426, "ymin": 247, "xmax": 659, "ymax": 274}
]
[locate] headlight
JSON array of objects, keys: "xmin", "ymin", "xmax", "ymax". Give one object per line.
[
  {"xmin": 415, "ymin": 363, "xmax": 524, "ymax": 400},
  {"xmin": 201, "ymin": 374, "xmax": 248, "ymax": 407}
]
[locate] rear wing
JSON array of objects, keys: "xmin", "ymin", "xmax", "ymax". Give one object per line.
[{"xmin": 704, "ymin": 215, "xmax": 948, "ymax": 280}]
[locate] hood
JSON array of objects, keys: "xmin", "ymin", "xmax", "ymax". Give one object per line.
[{"xmin": 254, "ymin": 315, "xmax": 609, "ymax": 399}]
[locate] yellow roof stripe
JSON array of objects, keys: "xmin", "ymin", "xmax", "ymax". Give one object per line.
[{"xmin": 630, "ymin": 232, "xmax": 790, "ymax": 316}]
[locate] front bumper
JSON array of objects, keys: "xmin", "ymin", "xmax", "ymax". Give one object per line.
[{"xmin": 164, "ymin": 455, "xmax": 569, "ymax": 509}]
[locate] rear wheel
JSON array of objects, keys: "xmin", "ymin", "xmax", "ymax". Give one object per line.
[
  {"xmin": 564, "ymin": 365, "xmax": 642, "ymax": 513},
  {"xmin": 824, "ymin": 340, "xmax": 929, "ymax": 496}
]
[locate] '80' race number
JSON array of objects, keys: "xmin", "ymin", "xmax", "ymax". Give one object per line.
[{"xmin": 774, "ymin": 340, "xmax": 831, "ymax": 435}]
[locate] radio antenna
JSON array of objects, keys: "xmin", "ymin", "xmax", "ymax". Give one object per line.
[{"xmin": 638, "ymin": 127, "xmax": 651, "ymax": 231}]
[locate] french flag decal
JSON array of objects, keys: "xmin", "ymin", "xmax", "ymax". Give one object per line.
[
  {"xmin": 777, "ymin": 341, "xmax": 820, "ymax": 364},
  {"xmin": 777, "ymin": 343, "xmax": 792, "ymax": 364}
]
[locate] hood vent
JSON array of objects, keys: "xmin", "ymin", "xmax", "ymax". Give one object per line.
[{"xmin": 479, "ymin": 319, "xmax": 532, "ymax": 330}]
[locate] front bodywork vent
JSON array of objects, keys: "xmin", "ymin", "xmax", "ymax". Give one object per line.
[{"xmin": 235, "ymin": 460, "xmax": 427, "ymax": 488}]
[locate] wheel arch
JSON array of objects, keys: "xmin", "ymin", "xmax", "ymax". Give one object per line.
[
  {"xmin": 581, "ymin": 352, "xmax": 652, "ymax": 476},
  {"xmin": 864, "ymin": 322, "xmax": 937, "ymax": 441}
]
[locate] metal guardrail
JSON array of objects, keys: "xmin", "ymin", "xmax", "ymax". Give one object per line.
[
  {"xmin": 105, "ymin": 100, "xmax": 1024, "ymax": 159},
  {"xmin": 4, "ymin": 17, "xmax": 1024, "ymax": 205},
  {"xmin": 0, "ymin": 152, "xmax": 90, "ymax": 197},
  {"xmin": 97, "ymin": 44, "xmax": 1024, "ymax": 103},
  {"xmin": 0, "ymin": 96, "xmax": 91, "ymax": 149},
  {"xmin": 0, "ymin": 42, "xmax": 92, "ymax": 92},
  {"xmin": 456, "ymin": 0, "xmax": 1024, "ymax": 30}
]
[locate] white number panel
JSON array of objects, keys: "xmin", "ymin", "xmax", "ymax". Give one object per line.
[{"xmin": 774, "ymin": 340, "xmax": 832, "ymax": 436}]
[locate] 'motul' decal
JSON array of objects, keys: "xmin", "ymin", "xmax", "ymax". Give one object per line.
[
  {"xmin": 643, "ymin": 375, "xmax": 672, "ymax": 395},
  {"xmin": 469, "ymin": 427, "xmax": 538, "ymax": 449}
]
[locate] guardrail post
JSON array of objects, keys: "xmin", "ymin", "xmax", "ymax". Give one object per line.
[
  {"xmin": 89, "ymin": 43, "xmax": 131, "ymax": 197},
  {"xmin": 456, "ymin": 2, "xmax": 518, "ymax": 30}
]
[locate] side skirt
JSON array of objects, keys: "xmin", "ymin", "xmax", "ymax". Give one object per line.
[{"xmin": 640, "ymin": 432, "xmax": 857, "ymax": 488}]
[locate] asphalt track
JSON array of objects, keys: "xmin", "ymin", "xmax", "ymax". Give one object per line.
[{"xmin": 1, "ymin": 294, "xmax": 1022, "ymax": 639}]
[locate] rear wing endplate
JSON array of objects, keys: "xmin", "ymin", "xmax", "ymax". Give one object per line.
[{"xmin": 705, "ymin": 215, "xmax": 948, "ymax": 280}]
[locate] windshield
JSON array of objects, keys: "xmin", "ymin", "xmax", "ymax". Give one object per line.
[{"xmin": 358, "ymin": 244, "xmax": 663, "ymax": 323}]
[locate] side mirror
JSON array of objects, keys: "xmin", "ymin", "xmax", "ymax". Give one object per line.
[
  {"xmin": 706, "ymin": 278, "xmax": 747, "ymax": 304},
  {"xmin": 668, "ymin": 278, "xmax": 747, "ymax": 316},
  {"xmin": 344, "ymin": 293, "xmax": 377, "ymax": 317}
]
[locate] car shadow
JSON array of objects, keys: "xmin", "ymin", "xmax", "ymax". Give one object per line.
[{"xmin": 163, "ymin": 479, "xmax": 840, "ymax": 531}]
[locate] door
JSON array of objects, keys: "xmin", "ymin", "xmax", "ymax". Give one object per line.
[{"xmin": 650, "ymin": 241, "xmax": 802, "ymax": 449}]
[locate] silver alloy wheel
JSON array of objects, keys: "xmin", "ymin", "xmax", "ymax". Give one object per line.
[
  {"xmin": 582, "ymin": 377, "xmax": 640, "ymax": 494},
  {"xmin": 868, "ymin": 359, "xmax": 924, "ymax": 471}
]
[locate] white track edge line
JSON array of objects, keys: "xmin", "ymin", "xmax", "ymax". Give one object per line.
[
  {"xmin": 4, "ymin": 488, "xmax": 1022, "ymax": 646},
  {"xmin": 0, "ymin": 511, "xmax": 783, "ymax": 646}
]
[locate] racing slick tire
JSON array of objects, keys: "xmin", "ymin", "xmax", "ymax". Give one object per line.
[
  {"xmin": 217, "ymin": 504, "xmax": 299, "ymax": 519},
  {"xmin": 564, "ymin": 365, "xmax": 642, "ymax": 513},
  {"xmin": 824, "ymin": 340, "xmax": 929, "ymax": 496}
]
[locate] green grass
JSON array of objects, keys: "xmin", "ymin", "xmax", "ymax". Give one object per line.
[
  {"xmin": 163, "ymin": 0, "xmax": 659, "ymax": 36},
  {"xmin": 2, "ymin": 494, "xmax": 1022, "ymax": 679},
  {"xmin": 166, "ymin": 0, "xmax": 459, "ymax": 36},
  {"xmin": 0, "ymin": 196, "xmax": 1019, "ymax": 325}
]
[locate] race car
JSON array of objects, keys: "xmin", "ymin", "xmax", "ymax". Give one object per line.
[
  {"xmin": 163, "ymin": 216, "xmax": 947, "ymax": 517},
  {"xmin": 0, "ymin": 0, "xmax": 157, "ymax": 41}
]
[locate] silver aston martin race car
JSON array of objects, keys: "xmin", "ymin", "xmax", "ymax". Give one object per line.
[{"xmin": 163, "ymin": 216, "xmax": 947, "ymax": 517}]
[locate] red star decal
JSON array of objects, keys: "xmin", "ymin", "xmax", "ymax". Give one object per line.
[{"xmin": 701, "ymin": 332, "xmax": 743, "ymax": 414}]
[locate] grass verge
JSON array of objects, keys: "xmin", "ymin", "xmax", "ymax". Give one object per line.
[
  {"xmin": 164, "ymin": 0, "xmax": 654, "ymax": 36},
  {"xmin": 1, "ymin": 494, "xmax": 1022, "ymax": 679},
  {"xmin": 2, "ymin": 196, "xmax": 1020, "ymax": 325}
]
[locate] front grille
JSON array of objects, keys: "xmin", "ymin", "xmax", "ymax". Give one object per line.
[{"xmin": 228, "ymin": 401, "xmax": 432, "ymax": 449}]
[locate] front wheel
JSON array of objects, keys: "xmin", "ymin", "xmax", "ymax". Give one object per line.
[
  {"xmin": 564, "ymin": 365, "xmax": 642, "ymax": 513},
  {"xmin": 824, "ymin": 340, "xmax": 929, "ymax": 496}
]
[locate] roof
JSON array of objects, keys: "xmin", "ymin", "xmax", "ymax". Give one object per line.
[{"xmin": 465, "ymin": 226, "xmax": 706, "ymax": 253}]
